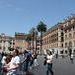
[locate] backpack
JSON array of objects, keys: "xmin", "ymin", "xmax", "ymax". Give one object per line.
[{"xmin": 26, "ymin": 53, "xmax": 31, "ymax": 62}]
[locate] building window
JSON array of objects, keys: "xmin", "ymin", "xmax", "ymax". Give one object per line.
[
  {"xmin": 61, "ymin": 44, "xmax": 63, "ymax": 47},
  {"xmin": 3, "ymin": 46, "xmax": 5, "ymax": 50},
  {"xmin": 73, "ymin": 26, "xmax": 75, "ymax": 30},
  {"xmin": 61, "ymin": 29, "xmax": 63, "ymax": 32},
  {"xmin": 69, "ymin": 33, "xmax": 72, "ymax": 38},
  {"xmin": 74, "ymin": 41, "xmax": 75, "ymax": 46},
  {"xmin": 13, "ymin": 43, "xmax": 15, "ymax": 45},
  {"xmin": 69, "ymin": 41, "xmax": 72, "ymax": 47},
  {"xmin": 61, "ymin": 32, "xmax": 64, "ymax": 36},
  {"xmin": 73, "ymin": 32, "xmax": 75, "ymax": 38},
  {"xmin": 0, "ymin": 46, "xmax": 1, "ymax": 49},
  {"xmin": 68, "ymin": 28, "xmax": 71, "ymax": 32},
  {"xmin": 4, "ymin": 40, "xmax": 6, "ymax": 43},
  {"xmin": 65, "ymin": 30, "xmax": 67, "ymax": 33},
  {"xmin": 65, "ymin": 35, "xmax": 67, "ymax": 39},
  {"xmin": 65, "ymin": 42, "xmax": 67, "ymax": 48},
  {"xmin": 61, "ymin": 37, "xmax": 64, "ymax": 42}
]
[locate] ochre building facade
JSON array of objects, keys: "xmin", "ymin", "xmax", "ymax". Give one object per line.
[{"xmin": 42, "ymin": 16, "xmax": 75, "ymax": 54}]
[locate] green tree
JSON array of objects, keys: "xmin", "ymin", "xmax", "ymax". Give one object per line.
[{"xmin": 37, "ymin": 21, "xmax": 47, "ymax": 54}]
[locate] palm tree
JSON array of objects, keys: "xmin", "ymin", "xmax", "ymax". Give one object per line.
[{"xmin": 37, "ymin": 21, "xmax": 47, "ymax": 54}]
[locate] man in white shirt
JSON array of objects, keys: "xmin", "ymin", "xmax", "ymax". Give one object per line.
[{"xmin": 46, "ymin": 51, "xmax": 54, "ymax": 75}]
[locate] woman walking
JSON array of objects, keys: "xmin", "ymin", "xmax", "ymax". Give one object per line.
[{"xmin": 46, "ymin": 51, "xmax": 54, "ymax": 75}]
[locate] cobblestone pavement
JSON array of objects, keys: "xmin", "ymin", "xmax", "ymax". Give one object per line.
[
  {"xmin": 0, "ymin": 55, "xmax": 75, "ymax": 75},
  {"xmin": 31, "ymin": 55, "xmax": 75, "ymax": 75}
]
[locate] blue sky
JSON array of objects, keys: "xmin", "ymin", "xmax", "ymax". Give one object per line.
[{"xmin": 0, "ymin": 0, "xmax": 75, "ymax": 36}]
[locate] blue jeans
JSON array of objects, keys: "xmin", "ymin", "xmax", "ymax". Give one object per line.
[
  {"xmin": 24, "ymin": 61, "xmax": 29, "ymax": 72},
  {"xmin": 46, "ymin": 63, "xmax": 54, "ymax": 75}
]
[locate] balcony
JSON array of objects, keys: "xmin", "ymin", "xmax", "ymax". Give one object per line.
[{"xmin": 64, "ymin": 21, "xmax": 75, "ymax": 30}]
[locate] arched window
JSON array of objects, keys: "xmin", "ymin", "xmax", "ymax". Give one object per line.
[
  {"xmin": 61, "ymin": 44, "xmax": 63, "ymax": 47},
  {"xmin": 69, "ymin": 41, "xmax": 72, "ymax": 47},
  {"xmin": 69, "ymin": 33, "xmax": 72, "ymax": 38},
  {"xmin": 65, "ymin": 35, "xmax": 67, "ymax": 40},
  {"xmin": 65, "ymin": 42, "xmax": 67, "ymax": 48}
]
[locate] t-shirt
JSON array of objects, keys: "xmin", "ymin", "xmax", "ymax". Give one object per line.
[
  {"xmin": 9, "ymin": 56, "xmax": 20, "ymax": 72},
  {"xmin": 47, "ymin": 55, "xmax": 53, "ymax": 64}
]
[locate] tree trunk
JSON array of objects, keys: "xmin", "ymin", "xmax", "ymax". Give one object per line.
[
  {"xmin": 32, "ymin": 33, "xmax": 34, "ymax": 51},
  {"xmin": 40, "ymin": 32, "xmax": 43, "ymax": 54}
]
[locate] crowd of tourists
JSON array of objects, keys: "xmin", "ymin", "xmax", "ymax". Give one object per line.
[
  {"xmin": 0, "ymin": 49, "xmax": 39, "ymax": 75},
  {"xmin": 0, "ymin": 48, "xmax": 74, "ymax": 75}
]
